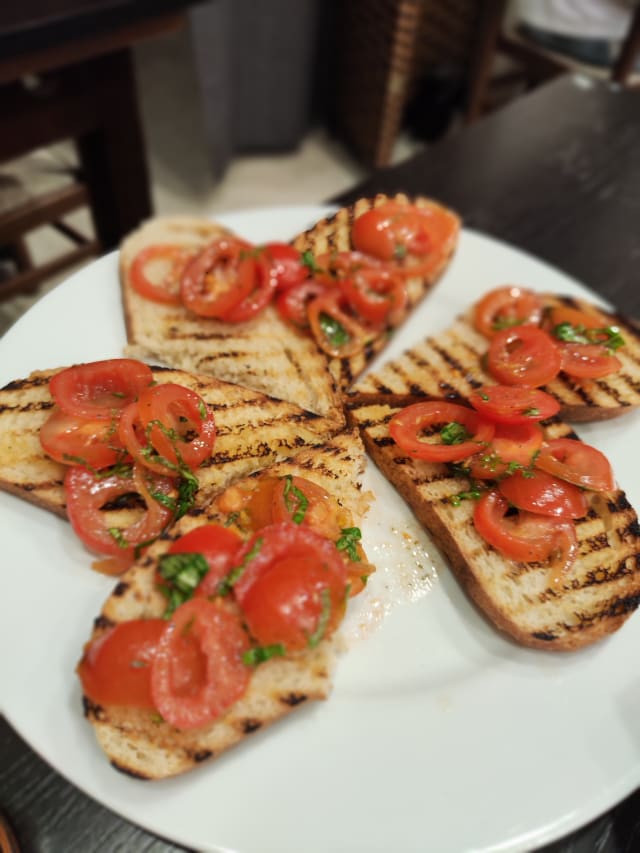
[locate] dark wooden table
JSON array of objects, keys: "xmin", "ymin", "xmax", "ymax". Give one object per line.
[{"xmin": 2, "ymin": 73, "xmax": 640, "ymax": 852}]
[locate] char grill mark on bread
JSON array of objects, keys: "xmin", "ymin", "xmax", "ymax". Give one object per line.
[
  {"xmin": 82, "ymin": 430, "xmax": 369, "ymax": 779},
  {"xmin": 347, "ymin": 401, "xmax": 640, "ymax": 650},
  {"xmin": 0, "ymin": 366, "xmax": 343, "ymax": 521}
]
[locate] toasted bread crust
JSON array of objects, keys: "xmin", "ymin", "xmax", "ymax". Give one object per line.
[
  {"xmin": 82, "ymin": 430, "xmax": 370, "ymax": 778},
  {"xmin": 348, "ymin": 401, "xmax": 640, "ymax": 651},
  {"xmin": 0, "ymin": 365, "xmax": 344, "ymax": 520},
  {"xmin": 350, "ymin": 294, "xmax": 640, "ymax": 422}
]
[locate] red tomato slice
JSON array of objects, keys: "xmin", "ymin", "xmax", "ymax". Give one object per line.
[
  {"xmin": 165, "ymin": 524, "xmax": 244, "ymax": 599},
  {"xmin": 340, "ymin": 266, "xmax": 407, "ymax": 327},
  {"xmin": 64, "ymin": 464, "xmax": 175, "ymax": 557},
  {"xmin": 130, "ymin": 244, "xmax": 193, "ymax": 305},
  {"xmin": 473, "ymin": 286, "xmax": 544, "ymax": 338},
  {"xmin": 498, "ymin": 469, "xmax": 588, "ymax": 518},
  {"xmin": 469, "ymin": 385, "xmax": 560, "ymax": 424},
  {"xmin": 240, "ymin": 555, "xmax": 347, "ymax": 651},
  {"xmin": 230, "ymin": 521, "xmax": 348, "ymax": 602},
  {"xmin": 351, "ymin": 202, "xmax": 458, "ymax": 279},
  {"xmin": 50, "ymin": 359, "xmax": 154, "ymax": 421},
  {"xmin": 259, "ymin": 243, "xmax": 308, "ymax": 291},
  {"xmin": 276, "ymin": 280, "xmax": 329, "ymax": 328},
  {"xmin": 474, "ymin": 489, "xmax": 578, "ymax": 574},
  {"xmin": 135, "ymin": 383, "xmax": 216, "ymax": 470},
  {"xmin": 39, "ymin": 407, "xmax": 127, "ymax": 469},
  {"xmin": 535, "ymin": 438, "xmax": 615, "ymax": 492},
  {"xmin": 78, "ymin": 619, "xmax": 165, "ymax": 708},
  {"xmin": 487, "ymin": 325, "xmax": 562, "ymax": 387},
  {"xmin": 556, "ymin": 342, "xmax": 622, "ymax": 378},
  {"xmin": 468, "ymin": 421, "xmax": 543, "ymax": 480},
  {"xmin": 223, "ymin": 256, "xmax": 278, "ymax": 323},
  {"xmin": 307, "ymin": 292, "xmax": 370, "ymax": 358},
  {"xmin": 180, "ymin": 237, "xmax": 256, "ymax": 319},
  {"xmin": 150, "ymin": 598, "xmax": 250, "ymax": 730},
  {"xmin": 389, "ymin": 401, "xmax": 495, "ymax": 463},
  {"xmin": 271, "ymin": 475, "xmax": 342, "ymax": 540}
]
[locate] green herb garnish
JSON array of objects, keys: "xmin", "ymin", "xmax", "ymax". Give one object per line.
[
  {"xmin": 523, "ymin": 407, "xmax": 540, "ymax": 417},
  {"xmin": 319, "ymin": 312, "xmax": 350, "ymax": 348},
  {"xmin": 336, "ymin": 527, "xmax": 362, "ymax": 562},
  {"xmin": 242, "ymin": 643, "xmax": 286, "ymax": 666},
  {"xmin": 218, "ymin": 536, "xmax": 263, "ymax": 596},
  {"xmin": 282, "ymin": 475, "xmax": 309, "ymax": 524},
  {"xmin": 307, "ymin": 588, "xmax": 331, "ymax": 648},
  {"xmin": 553, "ymin": 322, "xmax": 626, "ymax": 351},
  {"xmin": 440, "ymin": 421, "xmax": 471, "ymax": 445},
  {"xmin": 108, "ymin": 527, "xmax": 129, "ymax": 549},
  {"xmin": 302, "ymin": 249, "xmax": 321, "ymax": 273},
  {"xmin": 158, "ymin": 551, "xmax": 210, "ymax": 617}
]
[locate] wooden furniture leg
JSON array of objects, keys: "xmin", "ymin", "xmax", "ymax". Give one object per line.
[
  {"xmin": 76, "ymin": 49, "xmax": 152, "ymax": 250},
  {"xmin": 463, "ymin": 0, "xmax": 507, "ymax": 123}
]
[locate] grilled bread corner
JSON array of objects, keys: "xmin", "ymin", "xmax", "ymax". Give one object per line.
[
  {"xmin": 292, "ymin": 192, "xmax": 461, "ymax": 391},
  {"xmin": 82, "ymin": 429, "xmax": 370, "ymax": 779},
  {"xmin": 348, "ymin": 400, "xmax": 640, "ymax": 651},
  {"xmin": 349, "ymin": 294, "xmax": 640, "ymax": 422},
  {"xmin": 119, "ymin": 217, "xmax": 345, "ymax": 421},
  {"xmin": 0, "ymin": 365, "xmax": 345, "ymax": 521}
]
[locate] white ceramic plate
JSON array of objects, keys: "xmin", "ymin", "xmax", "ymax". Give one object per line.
[{"xmin": 2, "ymin": 206, "xmax": 639, "ymax": 853}]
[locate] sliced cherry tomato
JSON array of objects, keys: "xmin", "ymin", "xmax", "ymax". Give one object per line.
[
  {"xmin": 314, "ymin": 251, "xmax": 407, "ymax": 327},
  {"xmin": 118, "ymin": 400, "xmax": 170, "ymax": 476},
  {"xmin": 50, "ymin": 359, "xmax": 154, "ymax": 421},
  {"xmin": 64, "ymin": 464, "xmax": 175, "ymax": 557},
  {"xmin": 307, "ymin": 291, "xmax": 370, "ymax": 358},
  {"xmin": 473, "ymin": 286, "xmax": 544, "ymax": 338},
  {"xmin": 389, "ymin": 401, "xmax": 495, "ymax": 463},
  {"xmin": 78, "ymin": 619, "xmax": 165, "ymax": 708},
  {"xmin": 150, "ymin": 598, "xmax": 250, "ymax": 730},
  {"xmin": 166, "ymin": 524, "xmax": 243, "ymax": 599},
  {"xmin": 39, "ymin": 407, "xmax": 127, "ymax": 469},
  {"xmin": 223, "ymin": 256, "xmax": 277, "ymax": 323},
  {"xmin": 474, "ymin": 489, "xmax": 578, "ymax": 576},
  {"xmin": 240, "ymin": 555, "xmax": 347, "ymax": 651},
  {"xmin": 135, "ymin": 383, "xmax": 216, "ymax": 470},
  {"xmin": 556, "ymin": 342, "xmax": 622, "ymax": 378},
  {"xmin": 468, "ymin": 421, "xmax": 543, "ymax": 480},
  {"xmin": 259, "ymin": 243, "xmax": 308, "ymax": 291},
  {"xmin": 487, "ymin": 325, "xmax": 562, "ymax": 387},
  {"xmin": 276, "ymin": 280, "xmax": 330, "ymax": 328},
  {"xmin": 130, "ymin": 244, "xmax": 193, "ymax": 305},
  {"xmin": 535, "ymin": 438, "xmax": 615, "ymax": 492},
  {"xmin": 469, "ymin": 385, "xmax": 560, "ymax": 424},
  {"xmin": 271, "ymin": 475, "xmax": 342, "ymax": 540},
  {"xmin": 180, "ymin": 237, "xmax": 256, "ymax": 319},
  {"xmin": 351, "ymin": 202, "xmax": 458, "ymax": 280},
  {"xmin": 498, "ymin": 469, "xmax": 588, "ymax": 518}
]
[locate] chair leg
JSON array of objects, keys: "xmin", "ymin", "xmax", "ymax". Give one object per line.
[
  {"xmin": 76, "ymin": 49, "xmax": 152, "ymax": 251},
  {"xmin": 463, "ymin": 0, "xmax": 508, "ymax": 124},
  {"xmin": 612, "ymin": 4, "xmax": 640, "ymax": 84}
]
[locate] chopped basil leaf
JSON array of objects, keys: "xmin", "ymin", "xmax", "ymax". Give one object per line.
[
  {"xmin": 150, "ymin": 712, "xmax": 164, "ymax": 725},
  {"xmin": 197, "ymin": 399, "xmax": 208, "ymax": 420},
  {"xmin": 491, "ymin": 316, "xmax": 523, "ymax": 331},
  {"xmin": 523, "ymin": 407, "xmax": 540, "ymax": 417},
  {"xmin": 553, "ymin": 321, "xmax": 626, "ymax": 351},
  {"xmin": 336, "ymin": 527, "xmax": 362, "ymax": 562},
  {"xmin": 449, "ymin": 486, "xmax": 483, "ymax": 507},
  {"xmin": 224, "ymin": 511, "xmax": 240, "ymax": 527},
  {"xmin": 242, "ymin": 643, "xmax": 286, "ymax": 666},
  {"xmin": 108, "ymin": 527, "xmax": 129, "ymax": 549},
  {"xmin": 394, "ymin": 244, "xmax": 407, "ymax": 260},
  {"xmin": 307, "ymin": 588, "xmax": 331, "ymax": 648},
  {"xmin": 319, "ymin": 312, "xmax": 350, "ymax": 347},
  {"xmin": 150, "ymin": 490, "xmax": 177, "ymax": 511},
  {"xmin": 130, "ymin": 659, "xmax": 148, "ymax": 668},
  {"xmin": 479, "ymin": 391, "xmax": 490, "ymax": 401},
  {"xmin": 175, "ymin": 471, "xmax": 199, "ymax": 519},
  {"xmin": 301, "ymin": 249, "xmax": 320, "ymax": 273},
  {"xmin": 158, "ymin": 551, "xmax": 210, "ymax": 617},
  {"xmin": 440, "ymin": 421, "xmax": 471, "ymax": 445},
  {"xmin": 218, "ymin": 536, "xmax": 263, "ymax": 596},
  {"xmin": 282, "ymin": 475, "xmax": 308, "ymax": 524}
]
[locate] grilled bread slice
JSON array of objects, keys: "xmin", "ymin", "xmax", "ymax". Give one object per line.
[
  {"xmin": 350, "ymin": 294, "xmax": 640, "ymax": 422},
  {"xmin": 291, "ymin": 192, "xmax": 460, "ymax": 390},
  {"xmin": 82, "ymin": 429, "xmax": 370, "ymax": 779},
  {"xmin": 0, "ymin": 364, "xmax": 343, "ymax": 524},
  {"xmin": 348, "ymin": 400, "xmax": 640, "ymax": 650},
  {"xmin": 120, "ymin": 217, "xmax": 344, "ymax": 420}
]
